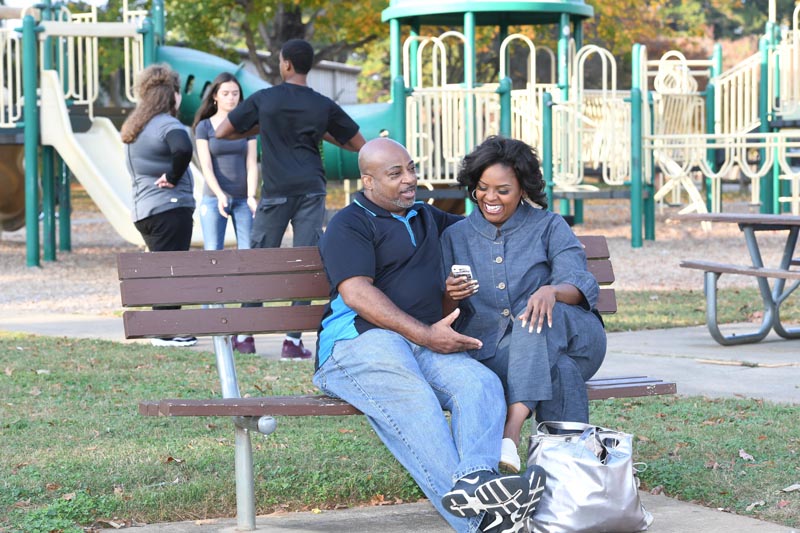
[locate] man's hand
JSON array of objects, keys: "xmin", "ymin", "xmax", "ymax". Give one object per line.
[{"xmin": 424, "ymin": 308, "xmax": 483, "ymax": 354}]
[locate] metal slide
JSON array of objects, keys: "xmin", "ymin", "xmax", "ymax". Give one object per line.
[{"xmin": 39, "ymin": 69, "xmax": 219, "ymax": 247}]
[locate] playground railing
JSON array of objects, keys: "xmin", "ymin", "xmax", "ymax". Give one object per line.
[
  {"xmin": 406, "ymin": 84, "xmax": 500, "ymax": 183},
  {"xmin": 644, "ymin": 131, "xmax": 800, "ymax": 214},
  {"xmin": 0, "ymin": 27, "xmax": 23, "ymax": 127},
  {"xmin": 715, "ymin": 52, "xmax": 761, "ymax": 134}
]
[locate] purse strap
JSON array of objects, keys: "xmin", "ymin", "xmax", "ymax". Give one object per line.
[{"xmin": 536, "ymin": 421, "xmax": 597, "ymax": 435}]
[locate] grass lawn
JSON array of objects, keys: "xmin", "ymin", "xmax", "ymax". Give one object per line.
[{"xmin": 1, "ymin": 288, "xmax": 799, "ymax": 531}]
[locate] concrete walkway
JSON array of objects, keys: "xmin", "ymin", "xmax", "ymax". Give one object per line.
[{"xmin": 1, "ymin": 310, "xmax": 798, "ymax": 532}]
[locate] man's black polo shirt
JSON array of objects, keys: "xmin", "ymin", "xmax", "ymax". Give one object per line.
[{"xmin": 317, "ymin": 192, "xmax": 461, "ymax": 367}]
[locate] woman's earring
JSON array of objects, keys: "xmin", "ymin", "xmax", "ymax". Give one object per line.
[{"xmin": 470, "ymin": 189, "xmax": 478, "ymax": 201}]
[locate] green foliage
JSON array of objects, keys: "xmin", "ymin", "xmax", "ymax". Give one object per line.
[
  {"xmin": 163, "ymin": 0, "xmax": 386, "ymax": 85},
  {"xmin": 14, "ymin": 491, "xmax": 118, "ymax": 533}
]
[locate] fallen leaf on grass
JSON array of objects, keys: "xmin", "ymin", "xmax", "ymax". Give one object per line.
[
  {"xmin": 338, "ymin": 428, "xmax": 354, "ymax": 434},
  {"xmin": 777, "ymin": 500, "xmax": 790, "ymax": 509},
  {"xmin": 45, "ymin": 483, "xmax": 61, "ymax": 491},
  {"xmin": 4, "ymin": 367, "xmax": 12, "ymax": 376},
  {"xmin": 739, "ymin": 449, "xmax": 755, "ymax": 461},
  {"xmin": 704, "ymin": 461, "xmax": 719, "ymax": 470},
  {"xmin": 194, "ymin": 519, "xmax": 219, "ymax": 525},
  {"xmin": 312, "ymin": 508, "xmax": 322, "ymax": 514},
  {"xmin": 745, "ymin": 500, "xmax": 765, "ymax": 512},
  {"xmin": 62, "ymin": 492, "xmax": 76, "ymax": 501},
  {"xmin": 165, "ymin": 456, "xmax": 184, "ymax": 464},
  {"xmin": 649, "ymin": 486, "xmax": 663, "ymax": 495},
  {"xmin": 782, "ymin": 484, "xmax": 800, "ymax": 493}
]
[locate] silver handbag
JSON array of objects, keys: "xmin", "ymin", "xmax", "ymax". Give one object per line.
[{"xmin": 527, "ymin": 421, "xmax": 653, "ymax": 533}]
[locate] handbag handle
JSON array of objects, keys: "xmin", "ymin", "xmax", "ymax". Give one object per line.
[{"xmin": 536, "ymin": 421, "xmax": 597, "ymax": 435}]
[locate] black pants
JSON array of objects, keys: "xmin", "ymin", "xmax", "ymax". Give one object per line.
[{"xmin": 134, "ymin": 207, "xmax": 194, "ymax": 311}]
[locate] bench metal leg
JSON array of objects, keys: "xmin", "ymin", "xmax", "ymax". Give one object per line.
[
  {"xmin": 234, "ymin": 426, "xmax": 256, "ymax": 530},
  {"xmin": 704, "ymin": 271, "xmax": 773, "ymax": 345}
]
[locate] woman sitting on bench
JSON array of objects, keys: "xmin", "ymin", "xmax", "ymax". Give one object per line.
[{"xmin": 441, "ymin": 136, "xmax": 607, "ymax": 473}]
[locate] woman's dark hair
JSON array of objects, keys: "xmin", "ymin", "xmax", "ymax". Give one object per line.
[
  {"xmin": 457, "ymin": 135, "xmax": 547, "ymax": 209},
  {"xmin": 281, "ymin": 39, "xmax": 314, "ymax": 75},
  {"xmin": 121, "ymin": 64, "xmax": 180, "ymax": 144},
  {"xmin": 192, "ymin": 72, "xmax": 244, "ymax": 132}
]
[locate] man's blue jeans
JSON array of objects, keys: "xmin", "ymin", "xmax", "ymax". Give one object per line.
[
  {"xmin": 199, "ymin": 195, "xmax": 253, "ymax": 251},
  {"xmin": 313, "ymin": 329, "xmax": 507, "ymax": 533}
]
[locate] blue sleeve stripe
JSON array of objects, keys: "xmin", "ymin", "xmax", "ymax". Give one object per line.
[{"xmin": 318, "ymin": 295, "xmax": 359, "ymax": 366}]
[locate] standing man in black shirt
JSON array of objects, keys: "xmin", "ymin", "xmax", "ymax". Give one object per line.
[{"xmin": 216, "ymin": 38, "xmax": 365, "ymax": 359}]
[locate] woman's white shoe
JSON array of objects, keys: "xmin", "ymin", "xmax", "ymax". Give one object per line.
[{"xmin": 499, "ymin": 438, "xmax": 521, "ymax": 473}]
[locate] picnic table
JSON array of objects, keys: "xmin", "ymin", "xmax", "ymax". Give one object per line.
[{"xmin": 677, "ymin": 212, "xmax": 800, "ymax": 345}]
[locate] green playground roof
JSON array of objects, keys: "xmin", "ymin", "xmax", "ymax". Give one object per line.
[{"xmin": 381, "ymin": 0, "xmax": 594, "ymax": 25}]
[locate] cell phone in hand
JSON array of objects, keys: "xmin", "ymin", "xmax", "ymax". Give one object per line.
[{"xmin": 451, "ymin": 264, "xmax": 473, "ymax": 281}]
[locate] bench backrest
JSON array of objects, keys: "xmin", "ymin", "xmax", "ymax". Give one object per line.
[{"xmin": 118, "ymin": 236, "xmax": 616, "ymax": 339}]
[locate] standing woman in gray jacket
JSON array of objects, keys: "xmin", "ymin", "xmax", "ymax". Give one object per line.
[{"xmin": 122, "ymin": 63, "xmax": 197, "ymax": 347}]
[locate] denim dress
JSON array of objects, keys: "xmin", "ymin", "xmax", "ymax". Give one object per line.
[{"xmin": 441, "ymin": 203, "xmax": 606, "ymax": 421}]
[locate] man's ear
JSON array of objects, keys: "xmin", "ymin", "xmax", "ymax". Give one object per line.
[{"xmin": 361, "ymin": 174, "xmax": 373, "ymax": 190}]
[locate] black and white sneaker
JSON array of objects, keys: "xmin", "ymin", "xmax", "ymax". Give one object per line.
[
  {"xmin": 442, "ymin": 470, "xmax": 530, "ymax": 518},
  {"xmin": 151, "ymin": 336, "xmax": 198, "ymax": 347},
  {"xmin": 479, "ymin": 466, "xmax": 547, "ymax": 532}
]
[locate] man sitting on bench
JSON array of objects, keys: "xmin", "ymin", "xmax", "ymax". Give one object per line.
[{"xmin": 314, "ymin": 138, "xmax": 546, "ymax": 533}]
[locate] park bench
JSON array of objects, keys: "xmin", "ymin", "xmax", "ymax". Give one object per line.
[{"xmin": 117, "ymin": 236, "xmax": 676, "ymax": 530}]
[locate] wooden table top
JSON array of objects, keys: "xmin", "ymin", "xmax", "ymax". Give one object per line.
[{"xmin": 676, "ymin": 212, "xmax": 800, "ymax": 226}]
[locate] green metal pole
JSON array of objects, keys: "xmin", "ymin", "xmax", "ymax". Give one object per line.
[
  {"xmin": 463, "ymin": 12, "xmax": 476, "ymax": 216},
  {"xmin": 58, "ymin": 156, "xmax": 71, "ymax": 251},
  {"xmin": 645, "ymin": 93, "xmax": 655, "ymax": 240},
  {"xmin": 557, "ymin": 14, "xmax": 572, "ymax": 219},
  {"xmin": 392, "ymin": 76, "xmax": 407, "ymax": 144},
  {"xmin": 21, "ymin": 15, "xmax": 41, "ymax": 267},
  {"xmin": 409, "ymin": 23, "xmax": 419, "ymax": 89},
  {"xmin": 41, "ymin": 0, "xmax": 56, "ymax": 261},
  {"xmin": 152, "ymin": 0, "xmax": 165, "ymax": 45},
  {"xmin": 573, "ymin": 17, "xmax": 584, "ymax": 50},
  {"xmin": 390, "ymin": 19, "xmax": 401, "ymax": 102},
  {"xmin": 758, "ymin": 36, "xmax": 772, "ymax": 213},
  {"xmin": 543, "ymin": 92, "xmax": 554, "ymax": 210},
  {"xmin": 497, "ymin": 77, "xmax": 512, "ymax": 137},
  {"xmin": 704, "ymin": 44, "xmax": 721, "ymax": 213},
  {"xmin": 630, "ymin": 44, "xmax": 643, "ymax": 248},
  {"xmin": 142, "ymin": 18, "xmax": 155, "ymax": 67},
  {"xmin": 464, "ymin": 11, "xmax": 475, "ymax": 148}
]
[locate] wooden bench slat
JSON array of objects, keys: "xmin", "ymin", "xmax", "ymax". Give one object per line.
[
  {"xmin": 597, "ymin": 288, "xmax": 617, "ymax": 314},
  {"xmin": 117, "ymin": 247, "xmax": 324, "ymax": 280},
  {"xmin": 680, "ymin": 260, "xmax": 800, "ymax": 280},
  {"xmin": 579, "ymin": 235, "xmax": 610, "ymax": 260},
  {"xmin": 139, "ymin": 376, "xmax": 677, "ymax": 417},
  {"xmin": 586, "ymin": 259, "xmax": 615, "ymax": 285},
  {"xmin": 120, "ymin": 272, "xmax": 330, "ymax": 307},
  {"xmin": 123, "ymin": 306, "xmax": 328, "ymax": 338}
]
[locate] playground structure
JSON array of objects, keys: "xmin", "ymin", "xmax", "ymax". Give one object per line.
[
  {"xmin": 0, "ymin": 0, "xmax": 391, "ymax": 266},
  {"xmin": 3, "ymin": 0, "xmax": 800, "ymax": 267},
  {"xmin": 384, "ymin": 0, "xmax": 800, "ymax": 246}
]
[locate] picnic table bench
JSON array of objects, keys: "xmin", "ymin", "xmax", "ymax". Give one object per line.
[
  {"xmin": 677, "ymin": 212, "xmax": 800, "ymax": 345},
  {"xmin": 117, "ymin": 236, "xmax": 676, "ymax": 530}
]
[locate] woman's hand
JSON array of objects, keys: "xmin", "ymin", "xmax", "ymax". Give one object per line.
[
  {"xmin": 519, "ymin": 285, "xmax": 557, "ymax": 334},
  {"xmin": 445, "ymin": 273, "xmax": 479, "ymax": 302},
  {"xmin": 247, "ymin": 196, "xmax": 258, "ymax": 216},
  {"xmin": 216, "ymin": 193, "xmax": 230, "ymax": 218},
  {"xmin": 155, "ymin": 174, "xmax": 174, "ymax": 189}
]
